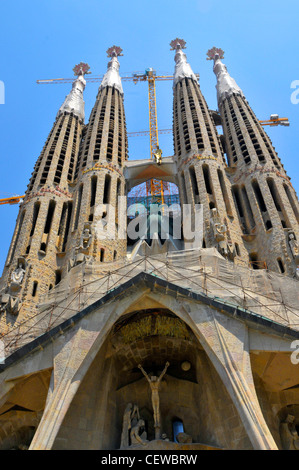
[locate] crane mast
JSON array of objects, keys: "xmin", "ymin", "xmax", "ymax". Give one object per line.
[{"xmin": 0, "ymin": 68, "xmax": 289, "ymax": 207}]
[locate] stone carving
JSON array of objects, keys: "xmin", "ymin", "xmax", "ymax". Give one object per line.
[
  {"xmin": 77, "ymin": 223, "xmax": 92, "ymax": 252},
  {"xmin": 288, "ymin": 232, "xmax": 299, "ymax": 263},
  {"xmin": 120, "ymin": 403, "xmax": 140, "ymax": 449},
  {"xmin": 280, "ymin": 415, "xmax": 299, "ymax": 450},
  {"xmin": 138, "ymin": 362, "xmax": 170, "ymax": 439},
  {"xmin": 210, "ymin": 208, "xmax": 235, "ymax": 259},
  {"xmin": 10, "ymin": 257, "xmax": 26, "ymax": 292},
  {"xmin": 0, "ymin": 293, "xmax": 22, "ymax": 316},
  {"xmin": 69, "ymin": 223, "xmax": 93, "ymax": 269},
  {"xmin": 130, "ymin": 419, "xmax": 148, "ymax": 446},
  {"xmin": 211, "ymin": 208, "xmax": 227, "ymax": 242}
]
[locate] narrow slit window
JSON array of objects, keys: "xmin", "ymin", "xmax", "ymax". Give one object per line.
[
  {"xmin": 8, "ymin": 210, "xmax": 26, "ymax": 264},
  {"xmin": 103, "ymin": 174, "xmax": 111, "ymax": 205},
  {"xmin": 277, "ymin": 258, "xmax": 285, "ymax": 274},
  {"xmin": 55, "ymin": 270, "xmax": 62, "ymax": 285},
  {"xmin": 74, "ymin": 184, "xmax": 83, "ymax": 230},
  {"xmin": 189, "ymin": 166, "xmax": 200, "ymax": 202},
  {"xmin": 202, "ymin": 164, "xmax": 213, "ymax": 195},
  {"xmin": 252, "ymin": 179, "xmax": 267, "ymax": 213},
  {"xmin": 284, "ymin": 184, "xmax": 299, "ymax": 223},
  {"xmin": 217, "ymin": 169, "xmax": 232, "ymax": 216},
  {"xmin": 180, "ymin": 172, "xmax": 188, "ymax": 205},
  {"xmin": 62, "ymin": 202, "xmax": 73, "ymax": 252},
  {"xmin": 90, "ymin": 176, "xmax": 97, "ymax": 208},
  {"xmin": 44, "ymin": 200, "xmax": 56, "ymax": 235},
  {"xmin": 32, "ymin": 281, "xmax": 38, "ymax": 297},
  {"xmin": 30, "ymin": 202, "xmax": 41, "ymax": 237}
]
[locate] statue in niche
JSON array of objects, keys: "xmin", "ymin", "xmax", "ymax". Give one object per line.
[
  {"xmin": 210, "ymin": 208, "xmax": 227, "ymax": 241},
  {"xmin": 210, "ymin": 208, "xmax": 229, "ymax": 258},
  {"xmin": 138, "ymin": 362, "xmax": 170, "ymax": 439},
  {"xmin": 130, "ymin": 419, "xmax": 148, "ymax": 446},
  {"xmin": 77, "ymin": 223, "xmax": 92, "ymax": 252},
  {"xmin": 120, "ymin": 403, "xmax": 140, "ymax": 449},
  {"xmin": 280, "ymin": 414, "xmax": 299, "ymax": 450},
  {"xmin": 70, "ymin": 223, "xmax": 93, "ymax": 268},
  {"xmin": 10, "ymin": 258, "xmax": 26, "ymax": 291},
  {"xmin": 288, "ymin": 232, "xmax": 299, "ymax": 262}
]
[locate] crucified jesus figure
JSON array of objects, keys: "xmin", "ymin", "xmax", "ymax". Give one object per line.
[{"xmin": 138, "ymin": 362, "xmax": 170, "ymax": 439}]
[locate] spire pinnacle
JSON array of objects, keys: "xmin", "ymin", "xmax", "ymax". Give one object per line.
[
  {"xmin": 207, "ymin": 47, "xmax": 244, "ymax": 105},
  {"xmin": 170, "ymin": 38, "xmax": 186, "ymax": 51},
  {"xmin": 106, "ymin": 45, "xmax": 123, "ymax": 58},
  {"xmin": 99, "ymin": 45, "xmax": 124, "ymax": 95},
  {"xmin": 170, "ymin": 38, "xmax": 197, "ymax": 87},
  {"xmin": 73, "ymin": 62, "xmax": 91, "ymax": 76},
  {"xmin": 57, "ymin": 62, "xmax": 90, "ymax": 122},
  {"xmin": 206, "ymin": 47, "xmax": 225, "ymax": 61}
]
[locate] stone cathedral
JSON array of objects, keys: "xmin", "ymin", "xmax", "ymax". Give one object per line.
[{"xmin": 0, "ymin": 39, "xmax": 299, "ymax": 451}]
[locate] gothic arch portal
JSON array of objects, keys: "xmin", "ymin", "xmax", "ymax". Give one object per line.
[{"xmin": 51, "ymin": 305, "xmax": 252, "ymax": 450}]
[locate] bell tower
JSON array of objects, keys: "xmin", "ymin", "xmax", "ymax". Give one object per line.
[
  {"xmin": 0, "ymin": 64, "xmax": 89, "ymax": 329},
  {"xmin": 171, "ymin": 39, "xmax": 247, "ymax": 263},
  {"xmin": 208, "ymin": 47, "xmax": 299, "ymax": 274},
  {"xmin": 68, "ymin": 46, "xmax": 128, "ymax": 269}
]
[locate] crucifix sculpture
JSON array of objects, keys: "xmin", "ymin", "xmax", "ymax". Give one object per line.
[{"xmin": 138, "ymin": 362, "xmax": 170, "ymax": 440}]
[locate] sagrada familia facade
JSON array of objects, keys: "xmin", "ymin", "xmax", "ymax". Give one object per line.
[{"xmin": 0, "ymin": 39, "xmax": 298, "ymax": 450}]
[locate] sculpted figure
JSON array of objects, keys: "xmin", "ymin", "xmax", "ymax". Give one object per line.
[
  {"xmin": 138, "ymin": 362, "xmax": 169, "ymax": 437},
  {"xmin": 280, "ymin": 415, "xmax": 299, "ymax": 450},
  {"xmin": 211, "ymin": 208, "xmax": 227, "ymax": 242},
  {"xmin": 11, "ymin": 262, "xmax": 25, "ymax": 285},
  {"xmin": 154, "ymin": 146, "xmax": 162, "ymax": 165},
  {"xmin": 79, "ymin": 227, "xmax": 92, "ymax": 250},
  {"xmin": 130, "ymin": 419, "xmax": 147, "ymax": 446},
  {"xmin": 120, "ymin": 403, "xmax": 140, "ymax": 449},
  {"xmin": 210, "ymin": 208, "xmax": 230, "ymax": 257},
  {"xmin": 289, "ymin": 232, "xmax": 299, "ymax": 261}
]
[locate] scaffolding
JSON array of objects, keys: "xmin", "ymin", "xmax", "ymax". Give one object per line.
[{"xmin": 1, "ymin": 248, "xmax": 299, "ymax": 358}]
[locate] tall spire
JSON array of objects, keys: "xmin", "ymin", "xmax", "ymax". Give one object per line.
[
  {"xmin": 57, "ymin": 62, "xmax": 90, "ymax": 122},
  {"xmin": 207, "ymin": 47, "xmax": 244, "ymax": 105},
  {"xmin": 99, "ymin": 45, "xmax": 123, "ymax": 95},
  {"xmin": 170, "ymin": 38, "xmax": 198, "ymax": 88}
]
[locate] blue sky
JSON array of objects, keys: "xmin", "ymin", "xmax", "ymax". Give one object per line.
[{"xmin": 0, "ymin": 0, "xmax": 298, "ymax": 271}]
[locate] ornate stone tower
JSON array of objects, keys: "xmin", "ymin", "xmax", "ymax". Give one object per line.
[
  {"xmin": 68, "ymin": 46, "xmax": 128, "ymax": 269},
  {"xmin": 208, "ymin": 47, "xmax": 299, "ymax": 275},
  {"xmin": 1, "ymin": 42, "xmax": 299, "ymax": 453},
  {"xmin": 0, "ymin": 63, "xmax": 89, "ymax": 328},
  {"xmin": 171, "ymin": 39, "xmax": 247, "ymax": 263}
]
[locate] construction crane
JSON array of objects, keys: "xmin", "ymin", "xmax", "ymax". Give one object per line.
[
  {"xmin": 1, "ymin": 53, "xmax": 288, "ymax": 208},
  {"xmin": 127, "ymin": 114, "xmax": 290, "ymax": 137},
  {"xmin": 0, "ymin": 195, "xmax": 25, "ymax": 206},
  {"xmin": 259, "ymin": 114, "xmax": 289, "ymax": 127},
  {"xmin": 131, "ymin": 68, "xmax": 171, "ymax": 204},
  {"xmin": 37, "ymin": 64, "xmax": 184, "ymax": 205}
]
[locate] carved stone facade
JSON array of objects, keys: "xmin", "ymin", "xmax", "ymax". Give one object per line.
[{"xmin": 0, "ymin": 42, "xmax": 298, "ymax": 451}]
